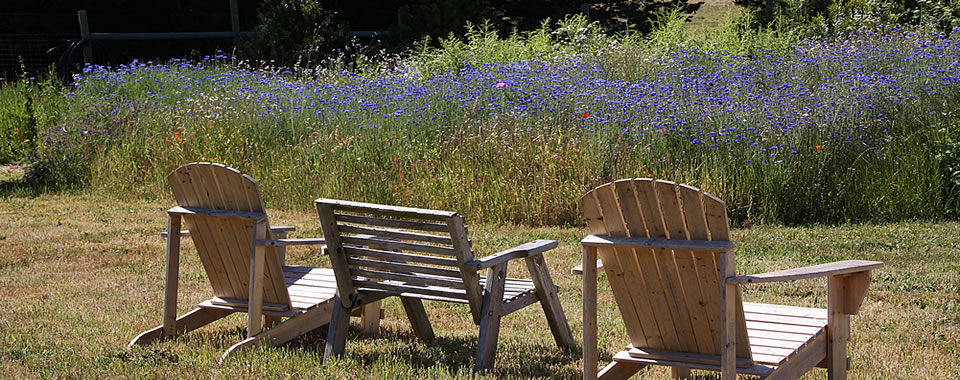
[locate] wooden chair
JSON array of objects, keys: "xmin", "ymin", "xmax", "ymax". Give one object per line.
[
  {"xmin": 129, "ymin": 163, "xmax": 381, "ymax": 361},
  {"xmin": 576, "ymin": 179, "xmax": 883, "ymax": 379},
  {"xmin": 315, "ymin": 198, "xmax": 577, "ymax": 372}
]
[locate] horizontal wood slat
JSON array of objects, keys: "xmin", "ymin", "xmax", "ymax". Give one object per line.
[
  {"xmin": 335, "ymin": 214, "xmax": 450, "ymax": 233},
  {"xmin": 339, "ymin": 224, "xmax": 453, "ymax": 245},
  {"xmin": 351, "ymin": 268, "xmax": 466, "ymax": 289},
  {"xmin": 317, "ymin": 198, "xmax": 456, "ymax": 220},
  {"xmin": 354, "ymin": 280, "xmax": 470, "ymax": 300},
  {"xmin": 344, "ymin": 246, "xmax": 460, "ymax": 267},
  {"xmin": 343, "ymin": 236, "xmax": 457, "ymax": 256},
  {"xmin": 349, "ymin": 257, "xmax": 463, "ymax": 278}
]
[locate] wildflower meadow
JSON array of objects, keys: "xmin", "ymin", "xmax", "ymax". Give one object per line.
[{"xmin": 5, "ymin": 20, "xmax": 960, "ymax": 225}]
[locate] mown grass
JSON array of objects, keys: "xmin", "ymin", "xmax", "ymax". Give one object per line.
[{"xmin": 1, "ymin": 194, "xmax": 957, "ymax": 378}]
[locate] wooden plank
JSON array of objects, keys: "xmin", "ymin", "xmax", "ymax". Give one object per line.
[
  {"xmin": 613, "ymin": 180, "xmax": 664, "ymax": 348},
  {"xmin": 747, "ymin": 329, "xmax": 817, "ymax": 343},
  {"xmin": 336, "ymin": 213, "xmax": 450, "ymax": 233},
  {"xmin": 580, "ymin": 235, "xmax": 734, "ymax": 252},
  {"xmin": 349, "ymin": 257, "xmax": 462, "ymax": 278},
  {"xmin": 743, "ymin": 302, "xmax": 828, "ymax": 319},
  {"xmin": 221, "ymin": 301, "xmax": 332, "ymax": 362},
  {"xmin": 692, "ymin": 251, "xmax": 724, "ymax": 354},
  {"xmin": 582, "ymin": 245, "xmax": 599, "ymax": 380},
  {"xmin": 166, "ymin": 206, "xmax": 267, "ymax": 221},
  {"xmin": 597, "ymin": 361, "xmax": 646, "ymax": 380},
  {"xmin": 750, "ymin": 337, "xmax": 807, "ymax": 350},
  {"xmin": 447, "ymin": 215, "xmax": 484, "ymax": 325},
  {"xmin": 349, "ymin": 268, "xmax": 465, "ymax": 289},
  {"xmin": 841, "ymin": 270, "xmax": 873, "ymax": 315},
  {"xmin": 209, "ymin": 296, "xmax": 290, "ymax": 312},
  {"xmin": 343, "ymin": 235, "xmax": 457, "ymax": 256},
  {"xmin": 317, "ymin": 198, "xmax": 456, "ymax": 220},
  {"xmin": 354, "ymin": 280, "xmax": 469, "ymax": 300},
  {"xmin": 344, "ymin": 246, "xmax": 460, "ymax": 267},
  {"xmin": 523, "ymin": 254, "xmax": 575, "ymax": 348},
  {"xmin": 628, "ymin": 181, "xmax": 685, "ymax": 352},
  {"xmin": 702, "ymin": 192, "xmax": 729, "ymax": 241},
  {"xmin": 339, "ymin": 224, "xmax": 452, "ymax": 245},
  {"xmin": 130, "ymin": 308, "xmax": 234, "ymax": 347},
  {"xmin": 728, "ymin": 261, "xmax": 884, "ymax": 285},
  {"xmin": 501, "ymin": 290, "xmax": 539, "ymax": 315},
  {"xmin": 317, "ymin": 203, "xmax": 357, "ymax": 309},
  {"xmin": 655, "ymin": 181, "xmax": 688, "ymax": 240},
  {"xmin": 359, "ymin": 300, "xmax": 381, "ymax": 335},
  {"xmin": 765, "ymin": 330, "xmax": 827, "ymax": 380},
  {"xmin": 475, "ymin": 262, "xmax": 507, "ymax": 371},
  {"xmin": 828, "ymin": 275, "xmax": 851, "ymax": 380},
  {"xmin": 611, "ymin": 351, "xmax": 774, "ymax": 376},
  {"xmin": 592, "ymin": 184, "xmax": 657, "ymax": 348},
  {"xmin": 400, "ymin": 297, "xmax": 435, "ymax": 341},
  {"xmin": 627, "ymin": 346, "xmax": 753, "ymax": 368},
  {"xmin": 169, "ymin": 169, "xmax": 231, "ymax": 297},
  {"xmin": 674, "ymin": 250, "xmax": 717, "ymax": 353},
  {"xmin": 162, "ymin": 214, "xmax": 182, "ymax": 338},
  {"xmin": 247, "ymin": 221, "xmax": 267, "ymax": 338},
  {"xmin": 744, "ymin": 312, "xmax": 829, "ymax": 328},
  {"xmin": 745, "ymin": 321, "xmax": 823, "ymax": 335}
]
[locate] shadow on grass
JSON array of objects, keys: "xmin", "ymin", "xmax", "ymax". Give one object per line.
[{"xmin": 179, "ymin": 323, "xmax": 579, "ymax": 377}]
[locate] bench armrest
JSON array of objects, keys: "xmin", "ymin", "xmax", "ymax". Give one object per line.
[
  {"xmin": 726, "ymin": 260, "xmax": 884, "ymax": 285},
  {"xmin": 464, "ymin": 239, "xmax": 558, "ymax": 271}
]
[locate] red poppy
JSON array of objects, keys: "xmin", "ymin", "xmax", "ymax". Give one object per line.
[{"xmin": 582, "ymin": 113, "xmax": 590, "ymax": 119}]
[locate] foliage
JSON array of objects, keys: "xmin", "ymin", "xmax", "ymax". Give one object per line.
[
  {"xmin": 239, "ymin": 0, "xmax": 343, "ymax": 68},
  {"xmin": 0, "ymin": 82, "xmax": 35, "ymax": 164},
  {"xmin": 11, "ymin": 23, "xmax": 955, "ymax": 226}
]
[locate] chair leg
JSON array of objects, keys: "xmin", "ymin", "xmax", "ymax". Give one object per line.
[
  {"xmin": 598, "ymin": 361, "xmax": 646, "ymax": 380},
  {"xmin": 221, "ymin": 301, "xmax": 333, "ymax": 363},
  {"xmin": 524, "ymin": 254, "xmax": 576, "ymax": 349},
  {"xmin": 401, "ymin": 297, "xmax": 435, "ymax": 341},
  {"xmin": 475, "ymin": 262, "xmax": 507, "ymax": 372},
  {"xmin": 129, "ymin": 307, "xmax": 233, "ymax": 347},
  {"xmin": 323, "ymin": 295, "xmax": 351, "ymax": 362}
]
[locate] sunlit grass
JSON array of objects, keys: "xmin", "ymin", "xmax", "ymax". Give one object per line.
[{"xmin": 1, "ymin": 194, "xmax": 957, "ymax": 378}]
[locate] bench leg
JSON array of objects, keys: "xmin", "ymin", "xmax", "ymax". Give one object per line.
[
  {"xmin": 524, "ymin": 254, "xmax": 575, "ymax": 349},
  {"xmin": 323, "ymin": 295, "xmax": 351, "ymax": 362},
  {"xmin": 401, "ymin": 297, "xmax": 435, "ymax": 341},
  {"xmin": 475, "ymin": 262, "xmax": 507, "ymax": 372}
]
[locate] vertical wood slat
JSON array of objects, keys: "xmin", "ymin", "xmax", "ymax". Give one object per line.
[
  {"xmin": 652, "ymin": 180, "xmax": 699, "ymax": 353},
  {"xmin": 204, "ymin": 165, "xmax": 256, "ymax": 299},
  {"xmin": 247, "ymin": 221, "xmax": 267, "ymax": 338},
  {"xmin": 317, "ymin": 203, "xmax": 357, "ymax": 309},
  {"xmin": 612, "ymin": 180, "xmax": 664, "ymax": 348},
  {"xmin": 703, "ymin": 191, "xmax": 751, "ymax": 359},
  {"xmin": 591, "ymin": 185, "xmax": 652, "ymax": 348},
  {"xmin": 168, "ymin": 170, "xmax": 227, "ymax": 297},
  {"xmin": 162, "ymin": 213, "xmax": 182, "ymax": 338},
  {"xmin": 172, "ymin": 168, "xmax": 241, "ymax": 297},
  {"xmin": 448, "ymin": 215, "xmax": 484, "ymax": 324},
  {"xmin": 630, "ymin": 180, "xmax": 684, "ymax": 351},
  {"xmin": 678, "ymin": 185, "xmax": 720, "ymax": 354}
]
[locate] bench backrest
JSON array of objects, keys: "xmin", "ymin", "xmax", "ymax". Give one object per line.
[{"xmin": 316, "ymin": 199, "xmax": 484, "ymax": 321}]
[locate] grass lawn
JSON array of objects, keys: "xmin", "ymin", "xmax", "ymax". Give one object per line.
[{"xmin": 1, "ymin": 194, "xmax": 958, "ymax": 378}]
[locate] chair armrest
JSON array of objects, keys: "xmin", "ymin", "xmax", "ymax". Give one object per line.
[
  {"xmin": 161, "ymin": 225, "xmax": 297, "ymax": 238},
  {"xmin": 463, "ymin": 240, "xmax": 558, "ymax": 271},
  {"xmin": 726, "ymin": 260, "xmax": 884, "ymax": 285},
  {"xmin": 256, "ymin": 238, "xmax": 325, "ymax": 247}
]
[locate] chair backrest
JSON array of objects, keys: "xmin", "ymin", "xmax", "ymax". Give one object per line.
[
  {"xmin": 315, "ymin": 199, "xmax": 484, "ymax": 321},
  {"xmin": 168, "ymin": 162, "xmax": 291, "ymax": 308},
  {"xmin": 582, "ymin": 179, "xmax": 751, "ymax": 359}
]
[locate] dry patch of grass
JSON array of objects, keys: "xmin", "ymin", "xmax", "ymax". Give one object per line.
[{"xmin": 1, "ymin": 194, "xmax": 958, "ymax": 378}]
